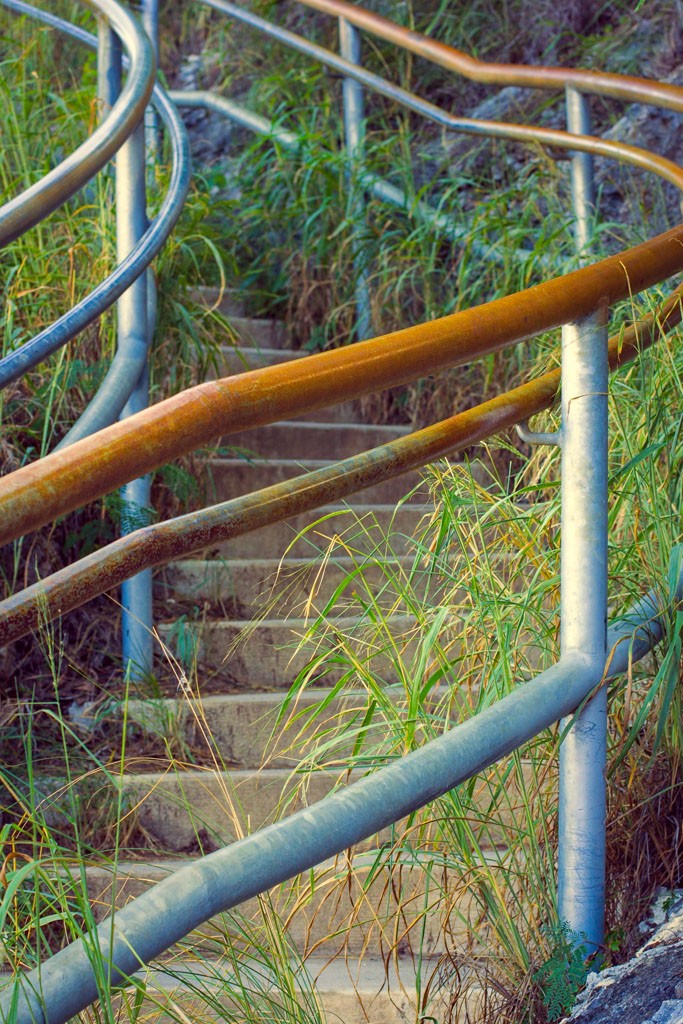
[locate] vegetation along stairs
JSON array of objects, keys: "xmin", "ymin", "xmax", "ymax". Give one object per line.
[{"xmin": 69, "ymin": 285, "xmax": 509, "ymax": 1022}]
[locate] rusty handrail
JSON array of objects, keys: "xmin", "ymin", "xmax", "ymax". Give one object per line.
[
  {"xmin": 0, "ymin": 222, "xmax": 682, "ymax": 547},
  {"xmin": 1, "ymin": 2, "xmax": 683, "ymax": 1019},
  {"xmin": 0, "ymin": 284, "xmax": 680, "ymax": 647},
  {"xmin": 1, "ymin": 1, "xmax": 683, "ymax": 549},
  {"xmin": 297, "ymin": 0, "xmax": 683, "ymax": 114}
]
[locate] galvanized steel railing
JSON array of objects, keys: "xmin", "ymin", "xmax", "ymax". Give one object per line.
[
  {"xmin": 0, "ymin": 0, "xmax": 191, "ymax": 680},
  {"xmin": 0, "ymin": 1, "xmax": 681, "ymax": 1020}
]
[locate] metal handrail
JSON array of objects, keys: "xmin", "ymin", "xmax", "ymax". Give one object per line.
[
  {"xmin": 0, "ymin": 6, "xmax": 191, "ymax": 405},
  {"xmin": 0, "ymin": 285, "xmax": 681, "ymax": 647},
  {"xmin": 2, "ymin": 571, "xmax": 681, "ymax": 1023},
  {"xmin": 298, "ymin": 0, "xmax": 683, "ymax": 112},
  {"xmin": 0, "ymin": 1, "xmax": 682, "ymax": 1019},
  {"xmin": 0, "ymin": 219, "xmax": 682, "ymax": 545},
  {"xmin": 0, "ymin": 0, "xmax": 191, "ymax": 679},
  {"xmin": 201, "ymin": 0, "xmax": 683, "ymax": 187},
  {"xmin": 0, "ymin": 0, "xmax": 154, "ymax": 247}
]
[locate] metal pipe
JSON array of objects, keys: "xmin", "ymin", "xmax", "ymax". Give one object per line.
[
  {"xmin": 58, "ymin": 274, "xmax": 158, "ymax": 448},
  {"xmin": 1, "ymin": 282, "xmax": 680, "ymax": 647},
  {"xmin": 0, "ymin": 659, "xmax": 599, "ymax": 1024},
  {"xmin": 140, "ymin": 0, "xmax": 159, "ymax": 60},
  {"xmin": 138, "ymin": 0, "xmax": 161, "ymax": 162},
  {"xmin": 4, "ymin": 541, "xmax": 680, "ymax": 1024},
  {"xmin": 115, "ymin": 109, "xmax": 154, "ymax": 680},
  {"xmin": 0, "ymin": 215, "xmax": 682, "ymax": 549},
  {"xmin": 557, "ymin": 84, "xmax": 606, "ymax": 951},
  {"xmin": 93, "ymin": 13, "xmax": 154, "ymax": 679},
  {"xmin": 0, "ymin": 13, "xmax": 190, "ymax": 392},
  {"xmin": 199, "ymin": 0, "xmax": 683, "ymax": 194},
  {"xmin": 0, "ymin": 0, "xmax": 154, "ymax": 247},
  {"xmin": 56, "ymin": 17, "xmax": 133, "ymax": 451},
  {"xmin": 566, "ymin": 87, "xmax": 596, "ymax": 256},
  {"xmin": 97, "ymin": 16, "xmax": 121, "ymax": 113},
  {"xmin": 297, "ymin": 0, "xmax": 683, "ymax": 113},
  {"xmin": 339, "ymin": 17, "xmax": 371, "ymax": 340},
  {"xmin": 557, "ymin": 310, "xmax": 609, "ymax": 951}
]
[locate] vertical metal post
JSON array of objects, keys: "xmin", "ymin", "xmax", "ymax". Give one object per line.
[
  {"xmin": 102, "ymin": 11, "xmax": 153, "ymax": 682},
  {"xmin": 139, "ymin": 0, "xmax": 159, "ymax": 57},
  {"xmin": 97, "ymin": 17, "xmax": 122, "ymax": 114},
  {"xmin": 557, "ymin": 84, "xmax": 607, "ymax": 952},
  {"xmin": 339, "ymin": 17, "xmax": 371, "ymax": 341},
  {"xmin": 118, "ymin": 124, "xmax": 153, "ymax": 682},
  {"xmin": 556, "ymin": 311, "xmax": 609, "ymax": 952},
  {"xmin": 98, "ymin": 17, "xmax": 152, "ymax": 679},
  {"xmin": 566, "ymin": 86, "xmax": 596, "ymax": 257},
  {"xmin": 138, "ymin": 0, "xmax": 161, "ymax": 161}
]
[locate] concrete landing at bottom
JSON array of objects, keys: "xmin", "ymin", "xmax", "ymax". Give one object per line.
[{"xmin": 114, "ymin": 954, "xmax": 480, "ymax": 1023}]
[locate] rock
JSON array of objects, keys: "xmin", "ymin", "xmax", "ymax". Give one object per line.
[{"xmin": 562, "ymin": 903, "xmax": 683, "ymax": 1023}]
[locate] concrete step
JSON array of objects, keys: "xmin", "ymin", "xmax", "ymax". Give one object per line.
[
  {"xmin": 125, "ymin": 685, "xmax": 463, "ymax": 771},
  {"xmin": 110, "ymin": 954, "xmax": 467, "ymax": 1024},
  {"xmin": 211, "ymin": 344, "xmax": 302, "ymax": 375},
  {"xmin": 199, "ymin": 503, "xmax": 432, "ymax": 559},
  {"xmin": 83, "ymin": 849, "xmax": 466, "ymax": 958},
  {"xmin": 119, "ymin": 765, "xmax": 527, "ymax": 852},
  {"xmin": 205, "ymin": 457, "xmax": 428, "ymax": 505},
  {"xmin": 224, "ymin": 419, "xmax": 411, "ymax": 461},
  {"xmin": 156, "ymin": 612, "xmax": 420, "ymax": 688},
  {"xmin": 221, "ymin": 316, "xmax": 288, "ymax": 349},
  {"xmin": 207, "ymin": 350, "xmax": 370, "ymax": 423},
  {"xmin": 155, "ymin": 553, "xmax": 441, "ymax": 615},
  {"xmin": 189, "ymin": 284, "xmax": 247, "ymax": 318}
]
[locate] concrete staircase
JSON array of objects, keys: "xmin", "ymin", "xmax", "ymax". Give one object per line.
[{"xmin": 88, "ymin": 289, "xmax": 485, "ymax": 1022}]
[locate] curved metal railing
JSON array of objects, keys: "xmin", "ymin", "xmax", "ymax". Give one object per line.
[
  {"xmin": 0, "ymin": 1, "xmax": 681, "ymax": 1020},
  {"xmin": 0, "ymin": 0, "xmax": 191, "ymax": 677},
  {"xmin": 0, "ymin": 0, "xmax": 154, "ymax": 246}
]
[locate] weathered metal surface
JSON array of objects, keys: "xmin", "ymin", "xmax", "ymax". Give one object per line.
[
  {"xmin": 0, "ymin": 0, "xmax": 154, "ymax": 248},
  {"xmin": 0, "ymin": 287, "xmax": 679, "ymax": 647},
  {"xmin": 5, "ymin": 550, "xmax": 682, "ymax": 1024},
  {"xmin": 1, "ymin": 227, "xmax": 682, "ymax": 547},
  {"xmin": 0, "ymin": 0, "xmax": 681, "ymax": 1017}
]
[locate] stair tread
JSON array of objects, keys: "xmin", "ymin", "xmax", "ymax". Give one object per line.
[
  {"xmin": 203, "ymin": 459, "xmax": 428, "ymax": 505},
  {"xmin": 116, "ymin": 762, "xmax": 522, "ymax": 851},
  {"xmin": 165, "ymin": 557, "xmax": 419, "ymax": 573},
  {"xmin": 127, "ymin": 683, "xmax": 450, "ymax": 710},
  {"xmin": 208, "ymin": 456, "xmax": 412, "ymax": 467},
  {"xmin": 229, "ymin": 419, "xmax": 411, "ymax": 435},
  {"xmin": 159, "ymin": 612, "xmax": 418, "ymax": 628}
]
